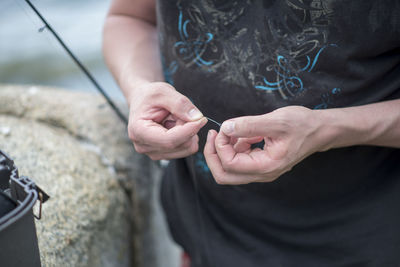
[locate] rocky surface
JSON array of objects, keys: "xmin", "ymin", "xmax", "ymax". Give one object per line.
[{"xmin": 0, "ymin": 85, "xmax": 177, "ymax": 267}]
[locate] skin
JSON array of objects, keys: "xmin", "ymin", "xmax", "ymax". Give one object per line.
[
  {"xmin": 104, "ymin": 0, "xmax": 400, "ymax": 184},
  {"xmin": 204, "ymin": 103, "xmax": 400, "ymax": 185},
  {"xmin": 103, "ymin": 0, "xmax": 207, "ymax": 161}
]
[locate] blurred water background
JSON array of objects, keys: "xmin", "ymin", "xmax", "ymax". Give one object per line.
[{"xmin": 0, "ymin": 0, "xmax": 124, "ymax": 100}]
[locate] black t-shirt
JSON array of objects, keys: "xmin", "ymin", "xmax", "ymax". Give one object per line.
[{"xmin": 157, "ymin": 1, "xmax": 400, "ymax": 266}]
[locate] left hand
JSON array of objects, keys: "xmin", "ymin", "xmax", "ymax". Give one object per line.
[{"xmin": 204, "ymin": 106, "xmax": 327, "ymax": 185}]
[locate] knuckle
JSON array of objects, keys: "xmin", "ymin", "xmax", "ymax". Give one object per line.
[
  {"xmin": 260, "ymin": 162, "xmax": 284, "ymax": 178},
  {"xmin": 190, "ymin": 141, "xmax": 199, "ymax": 150},
  {"xmin": 127, "ymin": 124, "xmax": 140, "ymax": 142},
  {"xmin": 248, "ymin": 125, "xmax": 258, "ymax": 137},
  {"xmin": 127, "ymin": 126, "xmax": 135, "ymax": 141},
  {"xmin": 221, "ymin": 159, "xmax": 235, "ymax": 171},
  {"xmin": 163, "ymin": 140, "xmax": 178, "ymax": 150},
  {"xmin": 177, "ymin": 95, "xmax": 189, "ymax": 107},
  {"xmin": 272, "ymin": 112, "xmax": 290, "ymax": 128},
  {"xmin": 149, "ymin": 154, "xmax": 162, "ymax": 161},
  {"xmin": 171, "ymin": 138, "xmax": 184, "ymax": 149},
  {"xmin": 172, "ymin": 95, "xmax": 192, "ymax": 113},
  {"xmin": 182, "ymin": 140, "xmax": 192, "ymax": 149},
  {"xmin": 189, "ymin": 143, "xmax": 199, "ymax": 154},
  {"xmin": 128, "ymin": 132, "xmax": 137, "ymax": 142},
  {"xmin": 154, "ymin": 82, "xmax": 175, "ymax": 92},
  {"xmin": 214, "ymin": 175, "xmax": 228, "ymax": 185},
  {"xmin": 152, "ymin": 91, "xmax": 165, "ymax": 101},
  {"xmin": 240, "ymin": 119, "xmax": 256, "ymax": 136},
  {"xmin": 133, "ymin": 145, "xmax": 146, "ymax": 154},
  {"xmin": 260, "ymin": 163, "xmax": 273, "ymax": 175},
  {"xmin": 146, "ymin": 87, "xmax": 165, "ymax": 99},
  {"xmin": 133, "ymin": 144, "xmax": 142, "ymax": 153}
]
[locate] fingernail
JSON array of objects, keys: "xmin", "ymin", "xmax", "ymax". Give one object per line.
[
  {"xmin": 188, "ymin": 108, "xmax": 203, "ymax": 120},
  {"xmin": 221, "ymin": 121, "xmax": 235, "ymax": 134}
]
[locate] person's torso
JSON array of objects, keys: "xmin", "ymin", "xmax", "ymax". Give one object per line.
[{"xmin": 157, "ymin": 1, "xmax": 400, "ymax": 266}]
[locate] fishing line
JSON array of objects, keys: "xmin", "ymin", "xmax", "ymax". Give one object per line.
[
  {"xmin": 24, "ymin": 0, "xmax": 129, "ymax": 125},
  {"xmin": 205, "ymin": 117, "xmax": 221, "ymax": 128},
  {"xmin": 11, "ymin": 0, "xmax": 59, "ymax": 71},
  {"xmin": 12, "ymin": 0, "xmax": 74, "ymax": 70}
]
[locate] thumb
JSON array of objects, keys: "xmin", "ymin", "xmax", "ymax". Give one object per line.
[
  {"xmin": 163, "ymin": 91, "xmax": 203, "ymax": 122},
  {"xmin": 220, "ymin": 115, "xmax": 268, "ymax": 138}
]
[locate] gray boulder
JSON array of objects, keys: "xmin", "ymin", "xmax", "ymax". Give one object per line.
[{"xmin": 0, "ymin": 85, "xmax": 176, "ymax": 267}]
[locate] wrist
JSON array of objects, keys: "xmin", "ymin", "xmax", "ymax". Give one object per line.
[
  {"xmin": 313, "ymin": 108, "xmax": 375, "ymax": 151},
  {"xmin": 122, "ymin": 80, "xmax": 177, "ymax": 109},
  {"xmin": 313, "ymin": 109, "xmax": 342, "ymax": 152},
  {"xmin": 119, "ymin": 70, "xmax": 152, "ymax": 105}
]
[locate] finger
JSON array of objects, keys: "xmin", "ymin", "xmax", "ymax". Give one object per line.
[
  {"xmin": 233, "ymin": 136, "xmax": 264, "ymax": 153},
  {"xmin": 220, "ymin": 115, "xmax": 270, "ymax": 138},
  {"xmin": 147, "ymin": 136, "xmax": 199, "ymax": 160},
  {"xmin": 135, "ymin": 134, "xmax": 197, "ymax": 154},
  {"xmin": 162, "ymin": 115, "xmax": 186, "ymax": 129},
  {"xmin": 132, "ymin": 142, "xmax": 153, "ymax": 154},
  {"xmin": 132, "ymin": 117, "xmax": 207, "ymax": 149},
  {"xmin": 163, "ymin": 119, "xmax": 176, "ymax": 129},
  {"xmin": 132, "ymin": 120, "xmax": 200, "ymax": 153},
  {"xmin": 162, "ymin": 114, "xmax": 176, "ymax": 129},
  {"xmin": 204, "ymin": 130, "xmax": 226, "ymax": 179},
  {"xmin": 229, "ymin": 136, "xmax": 238, "ymax": 146},
  {"xmin": 203, "ymin": 131, "xmax": 259, "ymax": 184},
  {"xmin": 205, "ymin": 130, "xmax": 271, "ymax": 184},
  {"xmin": 215, "ymin": 131, "xmax": 273, "ymax": 174},
  {"xmin": 161, "ymin": 90, "xmax": 204, "ymax": 122}
]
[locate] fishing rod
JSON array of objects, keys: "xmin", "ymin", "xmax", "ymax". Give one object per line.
[
  {"xmin": 23, "ymin": 0, "xmax": 223, "ymax": 129},
  {"xmin": 24, "ymin": 0, "xmax": 129, "ymax": 125}
]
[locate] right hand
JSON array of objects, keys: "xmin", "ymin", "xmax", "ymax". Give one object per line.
[{"xmin": 127, "ymin": 82, "xmax": 208, "ymax": 160}]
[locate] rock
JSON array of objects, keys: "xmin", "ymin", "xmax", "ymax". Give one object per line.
[
  {"xmin": 0, "ymin": 126, "xmax": 11, "ymax": 136},
  {"xmin": 0, "ymin": 85, "xmax": 173, "ymax": 267}
]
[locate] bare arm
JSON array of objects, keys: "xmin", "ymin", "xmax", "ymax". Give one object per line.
[
  {"xmin": 103, "ymin": 0, "xmax": 161, "ymax": 102},
  {"xmin": 103, "ymin": 0, "xmax": 207, "ymax": 160},
  {"xmin": 204, "ymin": 99, "xmax": 400, "ymax": 185},
  {"xmin": 319, "ymin": 99, "xmax": 400, "ymax": 149}
]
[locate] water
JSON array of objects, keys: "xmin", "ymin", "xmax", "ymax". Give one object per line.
[{"xmin": 0, "ymin": 0, "xmax": 124, "ymax": 100}]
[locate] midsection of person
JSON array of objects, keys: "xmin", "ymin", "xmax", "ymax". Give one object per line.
[
  {"xmin": 103, "ymin": 0, "xmax": 400, "ymax": 266},
  {"xmin": 157, "ymin": 1, "xmax": 400, "ymax": 266},
  {"xmin": 158, "ymin": 0, "xmax": 400, "ymax": 117}
]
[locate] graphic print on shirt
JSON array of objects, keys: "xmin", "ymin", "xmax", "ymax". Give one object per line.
[
  {"xmin": 169, "ymin": 0, "xmax": 238, "ymax": 72},
  {"xmin": 163, "ymin": 0, "xmax": 341, "ymax": 107},
  {"xmin": 173, "ymin": 2, "xmax": 215, "ymax": 69},
  {"xmin": 255, "ymin": 0, "xmax": 340, "ymax": 100},
  {"xmin": 194, "ymin": 152, "xmax": 211, "ymax": 174}
]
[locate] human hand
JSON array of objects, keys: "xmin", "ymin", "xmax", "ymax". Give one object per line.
[
  {"xmin": 204, "ymin": 106, "xmax": 327, "ymax": 184},
  {"xmin": 127, "ymin": 82, "xmax": 207, "ymax": 160}
]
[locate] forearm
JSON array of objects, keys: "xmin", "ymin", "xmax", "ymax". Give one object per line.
[
  {"xmin": 103, "ymin": 14, "xmax": 163, "ymax": 103},
  {"xmin": 317, "ymin": 99, "xmax": 400, "ymax": 150}
]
